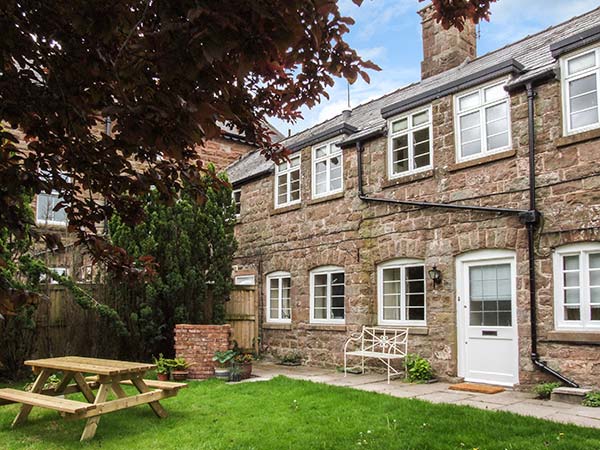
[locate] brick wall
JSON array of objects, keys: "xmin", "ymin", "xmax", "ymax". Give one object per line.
[
  {"xmin": 174, "ymin": 324, "xmax": 231, "ymax": 379},
  {"xmin": 232, "ymin": 77, "xmax": 600, "ymax": 388}
]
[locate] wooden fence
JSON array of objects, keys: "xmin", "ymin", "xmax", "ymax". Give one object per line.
[
  {"xmin": 224, "ymin": 286, "xmax": 258, "ymax": 352},
  {"xmin": 0, "ymin": 283, "xmax": 258, "ymax": 367}
]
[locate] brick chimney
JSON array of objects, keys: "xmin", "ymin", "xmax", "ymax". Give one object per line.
[{"xmin": 419, "ymin": 4, "xmax": 476, "ymax": 79}]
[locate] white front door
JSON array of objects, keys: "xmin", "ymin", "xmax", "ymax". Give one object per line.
[{"xmin": 456, "ymin": 250, "xmax": 519, "ymax": 386}]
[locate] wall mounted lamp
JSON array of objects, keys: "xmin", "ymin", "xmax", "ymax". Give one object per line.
[{"xmin": 427, "ymin": 266, "xmax": 442, "ymax": 287}]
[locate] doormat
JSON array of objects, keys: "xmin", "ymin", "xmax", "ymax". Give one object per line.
[{"xmin": 449, "ymin": 382, "xmax": 505, "ymax": 394}]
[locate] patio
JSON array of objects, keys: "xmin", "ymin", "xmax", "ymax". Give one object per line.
[{"xmin": 250, "ymin": 362, "xmax": 600, "ymax": 429}]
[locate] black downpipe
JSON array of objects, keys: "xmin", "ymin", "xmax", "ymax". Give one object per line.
[
  {"xmin": 525, "ymin": 83, "xmax": 578, "ymax": 387},
  {"xmin": 355, "ymin": 85, "xmax": 579, "ymax": 386}
]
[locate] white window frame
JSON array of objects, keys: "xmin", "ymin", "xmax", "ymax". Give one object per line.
[
  {"xmin": 377, "ymin": 259, "xmax": 426, "ymax": 326},
  {"xmin": 309, "ymin": 265, "xmax": 345, "ymax": 324},
  {"xmin": 36, "ymin": 170, "xmax": 71, "ymax": 227},
  {"xmin": 232, "ymin": 188, "xmax": 241, "ymax": 218},
  {"xmin": 553, "ymin": 242, "xmax": 600, "ymax": 330},
  {"xmin": 36, "ymin": 192, "xmax": 68, "ymax": 227},
  {"xmin": 387, "ymin": 107, "xmax": 433, "ymax": 179},
  {"xmin": 266, "ymin": 271, "xmax": 292, "ymax": 323},
  {"xmin": 560, "ymin": 44, "xmax": 600, "ymax": 136},
  {"xmin": 453, "ymin": 78, "xmax": 512, "ymax": 163},
  {"xmin": 311, "ymin": 140, "xmax": 343, "ymax": 199},
  {"xmin": 274, "ymin": 154, "xmax": 301, "ymax": 208}
]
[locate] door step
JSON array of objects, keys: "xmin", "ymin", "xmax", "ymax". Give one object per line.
[
  {"xmin": 551, "ymin": 387, "xmax": 592, "ymax": 404},
  {"xmin": 449, "ymin": 382, "xmax": 505, "ymax": 394}
]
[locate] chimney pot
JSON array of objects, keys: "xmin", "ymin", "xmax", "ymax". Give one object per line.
[{"xmin": 342, "ymin": 109, "xmax": 351, "ymax": 120}]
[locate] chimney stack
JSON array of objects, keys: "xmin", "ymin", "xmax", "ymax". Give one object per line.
[{"xmin": 418, "ymin": 4, "xmax": 477, "ymax": 79}]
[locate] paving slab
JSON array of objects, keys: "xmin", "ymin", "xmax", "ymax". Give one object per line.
[
  {"xmin": 497, "ymin": 402, "xmax": 561, "ymax": 419},
  {"xmin": 549, "ymin": 412, "xmax": 600, "ymax": 428},
  {"xmin": 469, "ymin": 390, "xmax": 534, "ymax": 406},
  {"xmin": 572, "ymin": 406, "xmax": 600, "ymax": 420},
  {"xmin": 416, "ymin": 391, "xmax": 474, "ymax": 404}
]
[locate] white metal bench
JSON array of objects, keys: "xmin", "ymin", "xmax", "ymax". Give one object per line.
[{"xmin": 343, "ymin": 326, "xmax": 408, "ymax": 383}]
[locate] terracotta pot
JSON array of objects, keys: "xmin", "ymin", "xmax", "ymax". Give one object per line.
[
  {"xmin": 240, "ymin": 363, "xmax": 253, "ymax": 380},
  {"xmin": 171, "ymin": 370, "xmax": 188, "ymax": 381},
  {"xmin": 157, "ymin": 372, "xmax": 169, "ymax": 381}
]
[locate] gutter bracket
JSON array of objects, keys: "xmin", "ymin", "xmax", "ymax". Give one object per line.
[{"xmin": 518, "ymin": 209, "xmax": 541, "ymax": 225}]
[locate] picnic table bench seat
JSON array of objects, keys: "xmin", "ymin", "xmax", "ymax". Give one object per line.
[
  {"xmin": 84, "ymin": 376, "xmax": 187, "ymax": 391},
  {"xmin": 0, "ymin": 388, "xmax": 94, "ymax": 414},
  {"xmin": 344, "ymin": 326, "xmax": 409, "ymax": 383},
  {"xmin": 119, "ymin": 379, "xmax": 187, "ymax": 391}
]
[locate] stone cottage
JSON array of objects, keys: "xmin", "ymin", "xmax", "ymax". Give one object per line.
[{"xmin": 227, "ymin": 5, "xmax": 600, "ymax": 388}]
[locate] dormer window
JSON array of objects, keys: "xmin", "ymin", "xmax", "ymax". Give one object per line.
[
  {"xmin": 454, "ymin": 80, "xmax": 511, "ymax": 162},
  {"xmin": 561, "ymin": 46, "xmax": 600, "ymax": 135},
  {"xmin": 275, "ymin": 154, "xmax": 301, "ymax": 208},
  {"xmin": 388, "ymin": 107, "xmax": 432, "ymax": 178},
  {"xmin": 312, "ymin": 141, "xmax": 343, "ymax": 198}
]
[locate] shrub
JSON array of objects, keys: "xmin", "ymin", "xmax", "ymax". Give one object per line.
[
  {"xmin": 533, "ymin": 382, "xmax": 561, "ymax": 399},
  {"xmin": 280, "ymin": 352, "xmax": 302, "ymax": 365},
  {"xmin": 404, "ymin": 354, "xmax": 433, "ymax": 383},
  {"xmin": 583, "ymin": 391, "xmax": 600, "ymax": 407}
]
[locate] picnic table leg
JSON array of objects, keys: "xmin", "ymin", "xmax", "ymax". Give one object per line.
[
  {"xmin": 12, "ymin": 369, "xmax": 52, "ymax": 427},
  {"xmin": 72, "ymin": 372, "xmax": 96, "ymax": 403},
  {"xmin": 111, "ymin": 382, "xmax": 128, "ymax": 399},
  {"xmin": 53, "ymin": 372, "xmax": 74, "ymax": 395},
  {"xmin": 80, "ymin": 383, "xmax": 110, "ymax": 441},
  {"xmin": 130, "ymin": 377, "xmax": 168, "ymax": 419}
]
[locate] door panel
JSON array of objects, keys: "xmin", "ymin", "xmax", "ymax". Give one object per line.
[{"xmin": 457, "ymin": 253, "xmax": 519, "ymax": 386}]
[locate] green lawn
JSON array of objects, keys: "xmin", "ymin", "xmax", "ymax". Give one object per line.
[{"xmin": 0, "ymin": 376, "xmax": 599, "ymax": 449}]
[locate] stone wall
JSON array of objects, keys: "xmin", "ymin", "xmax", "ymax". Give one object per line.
[
  {"xmin": 233, "ymin": 77, "xmax": 600, "ymax": 388},
  {"xmin": 174, "ymin": 324, "xmax": 231, "ymax": 379}
]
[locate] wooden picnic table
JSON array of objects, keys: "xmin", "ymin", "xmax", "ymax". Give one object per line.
[{"xmin": 0, "ymin": 356, "xmax": 187, "ymax": 441}]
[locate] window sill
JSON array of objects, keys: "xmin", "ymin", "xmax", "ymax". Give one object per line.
[
  {"xmin": 556, "ymin": 127, "xmax": 600, "ymax": 148},
  {"xmin": 543, "ymin": 330, "xmax": 600, "ymax": 345},
  {"xmin": 307, "ymin": 191, "xmax": 344, "ymax": 205},
  {"xmin": 377, "ymin": 325, "xmax": 429, "ymax": 335},
  {"xmin": 448, "ymin": 148, "xmax": 516, "ymax": 172},
  {"xmin": 301, "ymin": 323, "xmax": 347, "ymax": 332},
  {"xmin": 262, "ymin": 322, "xmax": 292, "ymax": 330},
  {"xmin": 381, "ymin": 169, "xmax": 434, "ymax": 190},
  {"xmin": 270, "ymin": 202, "xmax": 301, "ymax": 216}
]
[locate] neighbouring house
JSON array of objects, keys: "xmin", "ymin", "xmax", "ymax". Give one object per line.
[
  {"xmin": 227, "ymin": 5, "xmax": 600, "ymax": 388},
  {"xmin": 30, "ymin": 122, "xmax": 278, "ymax": 281}
]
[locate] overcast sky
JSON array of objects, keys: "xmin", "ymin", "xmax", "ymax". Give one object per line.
[{"xmin": 269, "ymin": 0, "xmax": 600, "ymax": 137}]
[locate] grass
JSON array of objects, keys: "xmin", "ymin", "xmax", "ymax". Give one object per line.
[{"xmin": 0, "ymin": 376, "xmax": 599, "ymax": 449}]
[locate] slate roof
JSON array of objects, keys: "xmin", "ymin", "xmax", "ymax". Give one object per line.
[{"xmin": 227, "ymin": 6, "xmax": 600, "ymax": 185}]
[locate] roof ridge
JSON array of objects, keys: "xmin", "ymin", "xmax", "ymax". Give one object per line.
[
  {"xmin": 469, "ymin": 5, "xmax": 600, "ymax": 64},
  {"xmin": 279, "ymin": 5, "xmax": 600, "ymax": 146}
]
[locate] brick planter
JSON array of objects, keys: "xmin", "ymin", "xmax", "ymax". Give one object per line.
[{"xmin": 174, "ymin": 324, "xmax": 231, "ymax": 379}]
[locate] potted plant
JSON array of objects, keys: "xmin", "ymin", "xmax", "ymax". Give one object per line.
[
  {"xmin": 212, "ymin": 350, "xmax": 235, "ymax": 380},
  {"xmin": 153, "ymin": 354, "xmax": 170, "ymax": 381},
  {"xmin": 169, "ymin": 357, "xmax": 191, "ymax": 381},
  {"xmin": 279, "ymin": 351, "xmax": 302, "ymax": 366},
  {"xmin": 234, "ymin": 352, "xmax": 254, "ymax": 380},
  {"xmin": 229, "ymin": 363, "xmax": 243, "ymax": 382}
]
